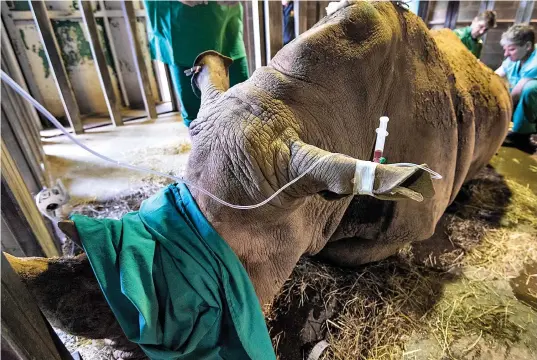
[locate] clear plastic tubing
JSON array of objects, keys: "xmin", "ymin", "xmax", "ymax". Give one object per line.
[{"xmin": 373, "ymin": 116, "xmax": 389, "ymax": 163}]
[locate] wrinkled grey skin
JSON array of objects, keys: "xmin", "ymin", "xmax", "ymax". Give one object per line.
[
  {"xmin": 185, "ymin": 1, "xmax": 510, "ymax": 304},
  {"xmin": 6, "ymin": 0, "xmax": 510, "ymax": 348}
]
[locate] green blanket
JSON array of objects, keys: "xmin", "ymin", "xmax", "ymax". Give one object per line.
[{"xmin": 71, "ymin": 184, "xmax": 275, "ymax": 360}]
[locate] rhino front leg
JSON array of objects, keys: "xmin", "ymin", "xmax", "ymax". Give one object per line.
[{"xmin": 4, "ymin": 253, "xmax": 120, "ymax": 340}]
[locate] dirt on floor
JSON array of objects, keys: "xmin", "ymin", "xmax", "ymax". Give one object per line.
[{"xmin": 57, "ymin": 148, "xmax": 537, "ymax": 360}]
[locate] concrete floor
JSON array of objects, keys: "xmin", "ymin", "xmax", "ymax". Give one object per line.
[
  {"xmin": 491, "ymin": 146, "xmax": 537, "ymax": 194},
  {"xmin": 43, "ymin": 112, "xmax": 191, "ymax": 203}
]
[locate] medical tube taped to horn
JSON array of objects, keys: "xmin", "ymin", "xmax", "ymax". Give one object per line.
[{"xmin": 352, "ymin": 160, "xmax": 377, "ymax": 195}]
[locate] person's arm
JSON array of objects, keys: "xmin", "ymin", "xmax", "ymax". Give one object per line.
[
  {"xmin": 511, "ymin": 78, "xmax": 534, "ymax": 105},
  {"xmin": 495, "ymin": 66, "xmax": 506, "ymax": 77}
]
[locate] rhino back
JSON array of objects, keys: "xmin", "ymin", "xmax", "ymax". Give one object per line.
[{"xmin": 260, "ymin": 2, "xmax": 508, "ymax": 263}]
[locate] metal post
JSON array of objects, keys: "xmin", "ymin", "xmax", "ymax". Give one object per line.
[
  {"xmin": 97, "ymin": 0, "xmax": 130, "ymax": 107},
  {"xmin": 317, "ymin": 1, "xmax": 330, "ymax": 22},
  {"xmin": 1, "ymin": 20, "xmax": 51, "ymax": 187},
  {"xmin": 163, "ymin": 64, "xmax": 179, "ymax": 112},
  {"xmin": 479, "ymin": 1, "xmax": 495, "ymax": 49},
  {"xmin": 29, "ymin": 0, "xmax": 84, "ymax": 134},
  {"xmin": 417, "ymin": 0, "xmax": 431, "ymax": 23},
  {"xmin": 295, "ymin": 0, "xmax": 308, "ymax": 36},
  {"xmin": 444, "ymin": 1, "xmax": 460, "ymax": 29},
  {"xmin": 515, "ymin": 0, "xmax": 535, "ymax": 24},
  {"xmin": 1, "ymin": 1, "xmax": 47, "ymax": 123},
  {"xmin": 251, "ymin": 0, "xmax": 266, "ymax": 69},
  {"xmin": 121, "ymin": 0, "xmax": 157, "ymax": 120},
  {"xmin": 1, "ymin": 141, "xmax": 60, "ymax": 258},
  {"xmin": 242, "ymin": 0, "xmax": 256, "ymax": 75},
  {"xmin": 79, "ymin": 0, "xmax": 123, "ymax": 127},
  {"xmin": 264, "ymin": 0, "xmax": 283, "ymax": 63}
]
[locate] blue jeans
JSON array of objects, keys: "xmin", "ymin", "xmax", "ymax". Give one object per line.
[{"xmin": 512, "ymin": 79, "xmax": 537, "ymax": 134}]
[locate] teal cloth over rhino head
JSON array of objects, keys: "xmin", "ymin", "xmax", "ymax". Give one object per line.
[{"xmin": 70, "ymin": 183, "xmax": 275, "ymax": 360}]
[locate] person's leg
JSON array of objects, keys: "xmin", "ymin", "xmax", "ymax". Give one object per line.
[
  {"xmin": 169, "ymin": 64, "xmax": 201, "ymax": 127},
  {"xmin": 228, "ymin": 57, "xmax": 249, "ymax": 87},
  {"xmin": 512, "ymin": 80, "xmax": 537, "ymax": 134}
]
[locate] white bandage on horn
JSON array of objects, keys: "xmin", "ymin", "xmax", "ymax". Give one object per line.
[{"xmin": 353, "ymin": 160, "xmax": 377, "ymax": 196}]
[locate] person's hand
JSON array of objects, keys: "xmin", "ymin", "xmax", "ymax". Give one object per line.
[
  {"xmin": 178, "ymin": 0, "xmax": 208, "ymax": 7},
  {"xmin": 326, "ymin": 1, "xmax": 348, "ymax": 16}
]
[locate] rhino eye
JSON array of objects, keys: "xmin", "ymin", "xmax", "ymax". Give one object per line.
[{"xmin": 318, "ymin": 191, "xmax": 348, "ymax": 201}]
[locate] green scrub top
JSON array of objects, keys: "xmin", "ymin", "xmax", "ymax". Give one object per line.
[
  {"xmin": 453, "ymin": 26, "xmax": 483, "ymax": 59},
  {"xmin": 144, "ymin": 1, "xmax": 247, "ymax": 67}
]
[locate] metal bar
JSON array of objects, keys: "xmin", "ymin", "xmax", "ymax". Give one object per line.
[
  {"xmin": 2, "ymin": 252, "xmax": 73, "ymax": 360},
  {"xmin": 251, "ymin": 0, "xmax": 265, "ymax": 69},
  {"xmin": 317, "ymin": 1, "xmax": 330, "ymax": 22},
  {"xmin": 242, "ymin": 0, "xmax": 256, "ymax": 75},
  {"xmin": 121, "ymin": 0, "xmax": 157, "ymax": 119},
  {"xmin": 8, "ymin": 9, "xmax": 147, "ymax": 21},
  {"xmin": 98, "ymin": 0, "xmax": 130, "ymax": 107},
  {"xmin": 295, "ymin": 0, "xmax": 306, "ymax": 36},
  {"xmin": 1, "ymin": 82, "xmax": 46, "ymax": 189},
  {"xmin": 444, "ymin": 1, "xmax": 460, "ymax": 29},
  {"xmin": 163, "ymin": 64, "xmax": 179, "ymax": 112},
  {"xmin": 79, "ymin": 0, "xmax": 123, "ymax": 127},
  {"xmin": 1, "ymin": 2, "xmax": 47, "ymax": 121},
  {"xmin": 417, "ymin": 0, "xmax": 431, "ymax": 23},
  {"xmin": 263, "ymin": 0, "xmax": 283, "ymax": 63},
  {"xmin": 1, "ymin": 141, "xmax": 60, "ymax": 257},
  {"xmin": 29, "ymin": 0, "xmax": 84, "ymax": 134},
  {"xmin": 1, "ymin": 177, "xmax": 45, "ymax": 257},
  {"xmin": 1, "ymin": 20, "xmax": 51, "ymax": 187},
  {"xmin": 515, "ymin": 0, "xmax": 535, "ymax": 24},
  {"xmin": 306, "ymin": 0, "xmax": 318, "ymax": 29},
  {"xmin": 478, "ymin": 0, "xmax": 495, "ymax": 48},
  {"xmin": 1, "ymin": 215, "xmax": 26, "ymax": 257}
]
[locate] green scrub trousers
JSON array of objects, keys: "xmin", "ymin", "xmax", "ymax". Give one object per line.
[
  {"xmin": 144, "ymin": 1, "xmax": 249, "ymax": 127},
  {"xmin": 512, "ymin": 80, "xmax": 537, "ymax": 134},
  {"xmin": 169, "ymin": 57, "xmax": 249, "ymax": 127}
]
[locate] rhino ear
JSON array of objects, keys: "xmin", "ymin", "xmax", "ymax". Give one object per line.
[{"xmin": 188, "ymin": 51, "xmax": 233, "ymax": 106}]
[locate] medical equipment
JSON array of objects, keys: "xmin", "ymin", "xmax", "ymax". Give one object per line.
[{"xmin": 373, "ymin": 116, "xmax": 389, "ymax": 163}]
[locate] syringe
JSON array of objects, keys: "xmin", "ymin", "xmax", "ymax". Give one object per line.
[{"xmin": 373, "ymin": 116, "xmax": 389, "ymax": 163}]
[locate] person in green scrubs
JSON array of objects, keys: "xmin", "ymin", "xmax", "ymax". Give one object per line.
[
  {"xmin": 453, "ymin": 10, "xmax": 497, "ymax": 59},
  {"xmin": 495, "ymin": 24, "xmax": 537, "ymax": 150},
  {"xmin": 144, "ymin": 0, "xmax": 249, "ymax": 127}
]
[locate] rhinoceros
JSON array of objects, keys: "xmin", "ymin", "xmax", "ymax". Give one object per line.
[{"xmin": 5, "ymin": 0, "xmax": 510, "ymax": 355}]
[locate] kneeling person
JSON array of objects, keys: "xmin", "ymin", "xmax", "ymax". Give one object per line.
[{"xmin": 495, "ymin": 24, "xmax": 537, "ymax": 148}]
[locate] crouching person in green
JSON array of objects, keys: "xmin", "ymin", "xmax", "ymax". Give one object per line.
[
  {"xmin": 495, "ymin": 24, "xmax": 537, "ymax": 149},
  {"xmin": 453, "ymin": 10, "xmax": 496, "ymax": 59},
  {"xmin": 144, "ymin": 0, "xmax": 249, "ymax": 127}
]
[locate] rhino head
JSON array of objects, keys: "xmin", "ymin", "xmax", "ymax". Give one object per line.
[{"xmin": 184, "ymin": 50, "xmax": 435, "ymax": 303}]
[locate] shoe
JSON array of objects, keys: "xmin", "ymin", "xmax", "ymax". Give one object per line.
[
  {"xmin": 502, "ymin": 131, "xmax": 536, "ymax": 153},
  {"xmin": 502, "ymin": 131, "xmax": 530, "ymax": 147}
]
